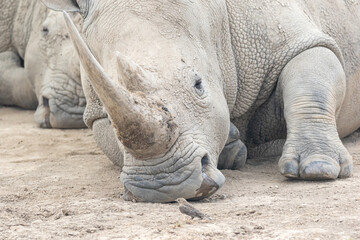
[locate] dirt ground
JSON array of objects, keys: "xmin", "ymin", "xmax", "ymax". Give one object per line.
[{"xmin": 0, "ymin": 106, "xmax": 359, "ymax": 240}]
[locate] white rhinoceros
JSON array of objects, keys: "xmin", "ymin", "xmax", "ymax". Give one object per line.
[
  {"xmin": 0, "ymin": 0, "xmax": 85, "ymax": 128},
  {"xmin": 43, "ymin": 0, "xmax": 360, "ymax": 202}
]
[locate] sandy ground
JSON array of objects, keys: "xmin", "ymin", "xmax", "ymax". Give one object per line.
[{"xmin": 0, "ymin": 106, "xmax": 359, "ymax": 240}]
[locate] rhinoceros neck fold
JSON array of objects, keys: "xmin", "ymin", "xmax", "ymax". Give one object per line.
[{"xmin": 63, "ymin": 12, "xmax": 179, "ymax": 159}]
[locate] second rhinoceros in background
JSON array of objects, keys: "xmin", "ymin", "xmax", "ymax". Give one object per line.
[
  {"xmin": 0, "ymin": 0, "xmax": 85, "ymax": 128},
  {"xmin": 43, "ymin": 0, "xmax": 360, "ymax": 202}
]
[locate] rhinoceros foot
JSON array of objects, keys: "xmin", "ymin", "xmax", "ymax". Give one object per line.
[
  {"xmin": 218, "ymin": 123, "xmax": 247, "ymax": 170},
  {"xmin": 279, "ymin": 134, "xmax": 353, "ymax": 180}
]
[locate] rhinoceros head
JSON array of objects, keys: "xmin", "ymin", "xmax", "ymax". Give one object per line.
[
  {"xmin": 26, "ymin": 10, "xmax": 86, "ymax": 128},
  {"xmin": 42, "ymin": 0, "xmax": 237, "ymax": 202}
]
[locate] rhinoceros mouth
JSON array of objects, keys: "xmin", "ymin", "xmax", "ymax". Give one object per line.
[
  {"xmin": 120, "ymin": 136, "xmax": 225, "ymax": 202},
  {"xmin": 35, "ymin": 92, "xmax": 85, "ymax": 129}
]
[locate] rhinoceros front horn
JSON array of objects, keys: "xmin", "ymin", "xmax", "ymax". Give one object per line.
[{"xmin": 63, "ymin": 12, "xmax": 178, "ymax": 159}]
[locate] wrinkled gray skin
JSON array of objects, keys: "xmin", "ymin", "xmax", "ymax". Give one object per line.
[
  {"xmin": 0, "ymin": 0, "xmax": 85, "ymax": 128},
  {"xmin": 43, "ymin": 0, "xmax": 360, "ymax": 202}
]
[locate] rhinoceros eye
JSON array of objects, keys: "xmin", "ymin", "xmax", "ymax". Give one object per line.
[{"xmin": 193, "ymin": 74, "xmax": 204, "ymax": 96}]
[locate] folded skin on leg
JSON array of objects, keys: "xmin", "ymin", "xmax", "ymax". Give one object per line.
[{"xmin": 278, "ymin": 47, "xmax": 353, "ymax": 180}]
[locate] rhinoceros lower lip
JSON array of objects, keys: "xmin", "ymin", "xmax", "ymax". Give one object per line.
[
  {"xmin": 124, "ymin": 166, "xmax": 199, "ymax": 202},
  {"xmin": 122, "ymin": 167, "xmax": 197, "ymax": 202}
]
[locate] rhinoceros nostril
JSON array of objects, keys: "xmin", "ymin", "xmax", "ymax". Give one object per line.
[
  {"xmin": 201, "ymin": 154, "xmax": 210, "ymax": 172},
  {"xmin": 39, "ymin": 96, "xmax": 52, "ymax": 128},
  {"xmin": 43, "ymin": 96, "xmax": 49, "ymax": 107}
]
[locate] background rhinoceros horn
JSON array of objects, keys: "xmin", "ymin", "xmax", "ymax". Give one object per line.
[{"xmin": 63, "ymin": 12, "xmax": 179, "ymax": 159}]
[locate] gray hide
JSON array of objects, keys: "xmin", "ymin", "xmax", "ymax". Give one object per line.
[
  {"xmin": 0, "ymin": 0, "xmax": 85, "ymax": 129},
  {"xmin": 42, "ymin": 0, "xmax": 360, "ymax": 202}
]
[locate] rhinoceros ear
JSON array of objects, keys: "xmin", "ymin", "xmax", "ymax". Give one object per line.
[{"xmin": 40, "ymin": 0, "xmax": 80, "ymax": 12}]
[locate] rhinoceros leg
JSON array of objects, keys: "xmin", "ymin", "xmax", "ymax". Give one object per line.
[
  {"xmin": 218, "ymin": 122, "xmax": 247, "ymax": 170},
  {"xmin": 92, "ymin": 117, "xmax": 125, "ymax": 168},
  {"xmin": 0, "ymin": 51, "xmax": 37, "ymax": 109},
  {"xmin": 278, "ymin": 47, "xmax": 352, "ymax": 179}
]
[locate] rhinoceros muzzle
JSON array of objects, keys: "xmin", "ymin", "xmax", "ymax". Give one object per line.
[
  {"xmin": 34, "ymin": 94, "xmax": 85, "ymax": 129},
  {"xmin": 121, "ymin": 147, "xmax": 225, "ymax": 202}
]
